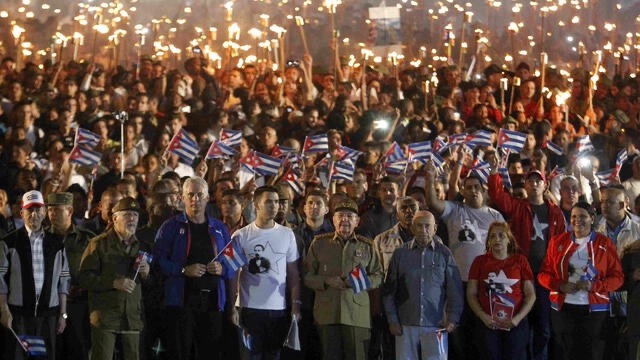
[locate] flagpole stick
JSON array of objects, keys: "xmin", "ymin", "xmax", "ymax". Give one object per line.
[
  {"xmin": 9, "ymin": 327, "xmax": 29, "ymax": 352},
  {"xmin": 211, "ymin": 240, "xmax": 233, "ymax": 262}
]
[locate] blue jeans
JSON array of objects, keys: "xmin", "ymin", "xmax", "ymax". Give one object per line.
[
  {"xmin": 529, "ymin": 280, "xmax": 551, "ymax": 360},
  {"xmin": 476, "ymin": 318, "xmax": 529, "ymax": 360}
]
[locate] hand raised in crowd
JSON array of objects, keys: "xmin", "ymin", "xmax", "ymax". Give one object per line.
[
  {"xmin": 195, "ymin": 158, "xmax": 208, "ymax": 178},
  {"xmin": 424, "ymin": 159, "xmax": 437, "ymax": 178},
  {"xmin": 206, "ymin": 261, "xmax": 223, "ymax": 276},
  {"xmin": 183, "ymin": 263, "xmax": 207, "ymax": 278},
  {"xmin": 113, "ymin": 278, "xmax": 137, "ymax": 293}
]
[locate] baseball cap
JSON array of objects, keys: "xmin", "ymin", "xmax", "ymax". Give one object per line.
[
  {"xmin": 525, "ymin": 170, "xmax": 546, "ymax": 183},
  {"xmin": 22, "ymin": 190, "xmax": 45, "ymax": 209}
]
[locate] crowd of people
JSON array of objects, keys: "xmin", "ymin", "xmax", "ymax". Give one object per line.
[{"xmin": 0, "ymin": 45, "xmax": 639, "ymax": 360}]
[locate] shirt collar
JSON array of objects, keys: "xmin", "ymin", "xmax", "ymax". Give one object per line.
[
  {"xmin": 408, "ymin": 238, "xmax": 436, "ymax": 250},
  {"xmin": 25, "ymin": 226, "xmax": 44, "ymax": 240}
]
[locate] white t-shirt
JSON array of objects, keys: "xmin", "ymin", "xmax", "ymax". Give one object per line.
[
  {"xmin": 442, "ymin": 201, "xmax": 505, "ymax": 281},
  {"xmin": 564, "ymin": 235, "xmax": 590, "ymax": 305},
  {"xmin": 232, "ymin": 222, "xmax": 299, "ymax": 310}
]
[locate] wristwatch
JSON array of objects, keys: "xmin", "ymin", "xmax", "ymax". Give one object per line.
[{"xmin": 61, "ymin": 313, "xmax": 68, "ymax": 320}]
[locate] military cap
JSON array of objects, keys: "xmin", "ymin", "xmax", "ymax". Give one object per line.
[
  {"xmin": 112, "ymin": 197, "xmax": 141, "ymax": 214},
  {"xmin": 46, "ymin": 192, "xmax": 74, "ymax": 206},
  {"xmin": 334, "ymin": 198, "xmax": 358, "ymax": 215}
]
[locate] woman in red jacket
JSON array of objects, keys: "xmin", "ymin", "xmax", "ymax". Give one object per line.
[{"xmin": 538, "ymin": 201, "xmax": 624, "ymax": 360}]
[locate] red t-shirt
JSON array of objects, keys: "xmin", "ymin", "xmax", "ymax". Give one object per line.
[{"xmin": 468, "ymin": 253, "xmax": 534, "ymax": 315}]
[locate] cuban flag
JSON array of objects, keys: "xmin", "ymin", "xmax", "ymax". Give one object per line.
[
  {"xmin": 407, "ymin": 141, "xmax": 432, "ymax": 162},
  {"xmin": 596, "ymin": 168, "xmax": 616, "ymax": 186},
  {"xmin": 449, "ymin": 133, "xmax": 469, "ymax": 145},
  {"xmin": 219, "ymin": 240, "xmax": 248, "ymax": 272},
  {"xmin": 334, "ymin": 145, "xmax": 363, "ymax": 161},
  {"xmin": 206, "ymin": 140, "xmax": 238, "ymax": 159},
  {"xmin": 136, "ymin": 251, "xmax": 153, "ymax": 265},
  {"xmin": 469, "ymin": 161, "xmax": 491, "ymax": 184},
  {"xmin": 302, "ymin": 134, "xmax": 329, "ymax": 154},
  {"xmin": 498, "ymin": 167, "xmax": 512, "ymax": 189},
  {"xmin": 433, "ymin": 137, "xmax": 447, "ymax": 153},
  {"xmin": 332, "ymin": 159, "xmax": 355, "ymax": 182},
  {"xmin": 496, "ymin": 292, "xmax": 516, "ymax": 307},
  {"xmin": 271, "ymin": 144, "xmax": 296, "ymax": 158},
  {"xmin": 430, "ymin": 152, "xmax": 446, "ymax": 168},
  {"xmin": 468, "ymin": 130, "xmax": 494, "ymax": 148},
  {"xmin": 219, "ymin": 128, "xmax": 243, "ymax": 147},
  {"xmin": 437, "ymin": 331, "xmax": 448, "ymax": 357},
  {"xmin": 18, "ymin": 335, "xmax": 47, "ymax": 357},
  {"xmin": 384, "ymin": 142, "xmax": 405, "ymax": 164},
  {"xmin": 548, "ymin": 166, "xmax": 565, "ymax": 181},
  {"xmin": 348, "ymin": 264, "xmax": 371, "ymax": 294},
  {"xmin": 543, "ymin": 141, "xmax": 564, "ymax": 156},
  {"xmin": 616, "ymin": 149, "xmax": 628, "ymax": 167},
  {"xmin": 384, "ymin": 160, "xmax": 408, "ymax": 175},
  {"xmin": 283, "ymin": 168, "xmax": 304, "ymax": 195},
  {"xmin": 285, "ymin": 154, "xmax": 304, "ymax": 171},
  {"xmin": 74, "ymin": 128, "xmax": 101, "ymax": 148},
  {"xmin": 69, "ymin": 145, "xmax": 102, "ymax": 167},
  {"xmin": 240, "ymin": 151, "xmax": 281, "ymax": 176},
  {"xmin": 168, "ymin": 129, "xmax": 199, "ymax": 165},
  {"xmin": 575, "ymin": 135, "xmax": 594, "ymax": 153},
  {"xmin": 582, "ymin": 261, "xmax": 598, "ymax": 281},
  {"xmin": 497, "ymin": 129, "xmax": 527, "ymax": 153}
]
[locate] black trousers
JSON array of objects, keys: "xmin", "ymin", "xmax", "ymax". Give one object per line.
[
  {"xmin": 166, "ymin": 290, "xmax": 223, "ymax": 360},
  {"xmin": 550, "ymin": 304, "xmax": 607, "ymax": 360},
  {"xmin": 239, "ymin": 308, "xmax": 289, "ymax": 360},
  {"xmin": 7, "ymin": 313, "xmax": 57, "ymax": 360},
  {"xmin": 57, "ymin": 301, "xmax": 90, "ymax": 360}
]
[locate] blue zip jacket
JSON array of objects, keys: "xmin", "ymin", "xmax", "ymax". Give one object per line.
[{"xmin": 154, "ymin": 212, "xmax": 232, "ymax": 309}]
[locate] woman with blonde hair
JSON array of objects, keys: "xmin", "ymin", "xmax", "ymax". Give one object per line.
[{"xmin": 467, "ymin": 222, "xmax": 536, "ymax": 360}]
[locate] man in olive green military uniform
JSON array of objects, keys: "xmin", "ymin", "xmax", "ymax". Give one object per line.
[
  {"xmin": 304, "ymin": 198, "xmax": 383, "ymax": 360},
  {"xmin": 46, "ymin": 192, "xmax": 95, "ymax": 360},
  {"xmin": 79, "ymin": 197, "xmax": 151, "ymax": 360}
]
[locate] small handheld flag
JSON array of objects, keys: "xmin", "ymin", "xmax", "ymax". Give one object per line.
[
  {"xmin": 167, "ymin": 129, "xmax": 199, "ymax": 165},
  {"xmin": 497, "ymin": 129, "xmax": 527, "ymax": 153},
  {"xmin": 217, "ymin": 240, "xmax": 248, "ymax": 272},
  {"xmin": 206, "ymin": 140, "xmax": 238, "ymax": 159},
  {"xmin": 133, "ymin": 251, "xmax": 153, "ymax": 281},
  {"xmin": 69, "ymin": 145, "xmax": 102, "ymax": 167},
  {"xmin": 348, "ymin": 264, "xmax": 371, "ymax": 294},
  {"xmin": 74, "ymin": 128, "xmax": 101, "ymax": 148},
  {"xmin": 384, "ymin": 142, "xmax": 405, "ymax": 164},
  {"xmin": 219, "ymin": 128, "xmax": 243, "ymax": 147},
  {"xmin": 407, "ymin": 141, "xmax": 432, "ymax": 162},
  {"xmin": 302, "ymin": 134, "xmax": 329, "ymax": 154},
  {"xmin": 18, "ymin": 335, "xmax": 47, "ymax": 357}
]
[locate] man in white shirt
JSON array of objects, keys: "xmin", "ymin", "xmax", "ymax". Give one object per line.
[{"xmin": 229, "ymin": 185, "xmax": 301, "ymax": 359}]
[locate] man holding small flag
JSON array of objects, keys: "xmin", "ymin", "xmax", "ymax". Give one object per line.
[
  {"xmin": 153, "ymin": 177, "xmax": 234, "ymax": 360},
  {"xmin": 304, "ymin": 198, "xmax": 383, "ymax": 360},
  {"xmin": 382, "ymin": 210, "xmax": 463, "ymax": 360},
  {"xmin": 79, "ymin": 197, "xmax": 150, "ymax": 360}
]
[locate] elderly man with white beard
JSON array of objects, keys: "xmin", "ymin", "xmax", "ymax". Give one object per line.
[{"xmin": 79, "ymin": 197, "xmax": 150, "ymax": 360}]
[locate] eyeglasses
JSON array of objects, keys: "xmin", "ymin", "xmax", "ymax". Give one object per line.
[{"xmin": 185, "ymin": 192, "xmax": 206, "ymax": 200}]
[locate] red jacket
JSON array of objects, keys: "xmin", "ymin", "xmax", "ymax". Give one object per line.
[
  {"xmin": 537, "ymin": 232, "xmax": 624, "ymax": 311},
  {"xmin": 488, "ymin": 173, "xmax": 566, "ymax": 257}
]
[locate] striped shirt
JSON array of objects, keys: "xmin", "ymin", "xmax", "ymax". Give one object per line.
[{"xmin": 27, "ymin": 228, "xmax": 45, "ymax": 296}]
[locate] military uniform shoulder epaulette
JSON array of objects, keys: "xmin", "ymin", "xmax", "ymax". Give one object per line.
[{"xmin": 355, "ymin": 234, "xmax": 373, "ymax": 244}]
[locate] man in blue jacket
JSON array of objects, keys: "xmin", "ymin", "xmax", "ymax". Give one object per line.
[{"xmin": 154, "ymin": 177, "xmax": 233, "ymax": 360}]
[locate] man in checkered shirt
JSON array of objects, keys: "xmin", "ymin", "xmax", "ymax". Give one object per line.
[{"xmin": 0, "ymin": 190, "xmax": 71, "ymax": 359}]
